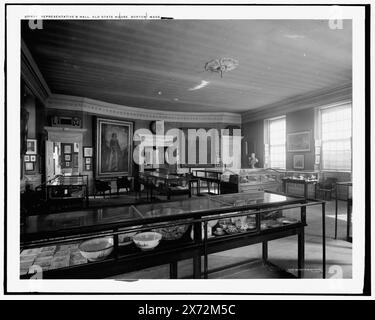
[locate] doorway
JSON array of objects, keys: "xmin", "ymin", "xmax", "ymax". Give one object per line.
[{"xmin": 44, "ymin": 126, "xmax": 86, "ymax": 182}]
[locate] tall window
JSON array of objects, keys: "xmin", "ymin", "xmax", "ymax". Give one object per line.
[
  {"xmin": 267, "ymin": 116, "xmax": 286, "ymax": 169},
  {"xmin": 321, "ymin": 104, "xmax": 352, "ymax": 171}
]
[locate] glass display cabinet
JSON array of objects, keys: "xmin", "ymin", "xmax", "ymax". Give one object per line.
[
  {"xmin": 282, "ymin": 171, "xmax": 321, "ymax": 199},
  {"xmin": 20, "ymin": 192, "xmax": 327, "ymax": 279},
  {"xmin": 41, "ymin": 174, "xmax": 89, "ymax": 210},
  {"xmin": 138, "ymin": 171, "xmax": 191, "ymax": 200},
  {"xmin": 220, "ymin": 168, "xmax": 284, "ymax": 194}
]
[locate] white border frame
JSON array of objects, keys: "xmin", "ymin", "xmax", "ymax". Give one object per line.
[{"xmin": 4, "ymin": 3, "xmax": 367, "ymax": 296}]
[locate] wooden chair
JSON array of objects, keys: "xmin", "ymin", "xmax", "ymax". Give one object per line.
[
  {"xmin": 116, "ymin": 176, "xmax": 132, "ymax": 195},
  {"xmin": 316, "ymin": 177, "xmax": 337, "ymax": 200},
  {"xmin": 94, "ymin": 180, "xmax": 111, "ymax": 198}
]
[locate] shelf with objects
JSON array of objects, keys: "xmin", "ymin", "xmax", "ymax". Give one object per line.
[
  {"xmin": 20, "ymin": 191, "xmax": 326, "ymax": 279},
  {"xmin": 282, "ymin": 170, "xmax": 321, "ymax": 199},
  {"xmin": 219, "ymin": 168, "xmax": 285, "ymax": 194}
]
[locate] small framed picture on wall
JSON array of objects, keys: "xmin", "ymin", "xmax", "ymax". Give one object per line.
[
  {"xmin": 26, "ymin": 139, "xmax": 37, "ymax": 155},
  {"xmin": 293, "ymin": 155, "xmax": 305, "ymax": 169},
  {"xmin": 30, "ymin": 155, "xmax": 36, "ymax": 162},
  {"xmin": 64, "ymin": 154, "xmax": 71, "ymax": 161},
  {"xmin": 65, "ymin": 162, "xmax": 71, "ymax": 168},
  {"xmin": 63, "ymin": 144, "xmax": 72, "ymax": 154},
  {"xmin": 24, "ymin": 155, "xmax": 30, "ymax": 162},
  {"xmin": 85, "ymin": 164, "xmax": 91, "ymax": 171},
  {"xmin": 83, "ymin": 147, "xmax": 93, "ymax": 157},
  {"xmin": 74, "ymin": 142, "xmax": 79, "ymax": 153},
  {"xmin": 25, "ymin": 162, "xmax": 34, "ymax": 171},
  {"xmin": 85, "ymin": 157, "xmax": 91, "ymax": 164}
]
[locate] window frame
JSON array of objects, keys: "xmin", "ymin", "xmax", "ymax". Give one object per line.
[
  {"xmin": 264, "ymin": 115, "xmax": 286, "ymax": 170},
  {"xmin": 315, "ymin": 102, "xmax": 352, "ymax": 172}
]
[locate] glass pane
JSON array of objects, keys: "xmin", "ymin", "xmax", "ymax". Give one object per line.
[
  {"xmin": 321, "ymin": 104, "xmax": 352, "ymax": 170},
  {"xmin": 269, "ymin": 117, "xmax": 286, "ymax": 169}
]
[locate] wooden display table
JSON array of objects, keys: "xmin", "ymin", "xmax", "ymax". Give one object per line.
[{"xmin": 21, "ymin": 192, "xmax": 326, "ymax": 280}]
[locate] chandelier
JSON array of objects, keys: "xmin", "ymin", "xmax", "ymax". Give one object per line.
[{"xmin": 205, "ymin": 58, "xmax": 239, "ymax": 78}]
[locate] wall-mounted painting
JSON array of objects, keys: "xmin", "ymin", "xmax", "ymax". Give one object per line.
[
  {"xmin": 96, "ymin": 118, "xmax": 133, "ymax": 178},
  {"xmin": 287, "ymin": 131, "xmax": 311, "ymax": 152},
  {"xmin": 293, "ymin": 155, "xmax": 305, "ymax": 169}
]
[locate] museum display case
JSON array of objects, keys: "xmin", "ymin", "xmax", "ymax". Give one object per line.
[
  {"xmin": 20, "ymin": 192, "xmax": 326, "ymax": 279},
  {"xmin": 220, "ymin": 168, "xmax": 284, "ymax": 194},
  {"xmin": 281, "ymin": 170, "xmax": 321, "ymax": 199}
]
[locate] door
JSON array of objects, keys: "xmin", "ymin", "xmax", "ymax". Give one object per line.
[{"xmin": 45, "ymin": 140, "xmax": 54, "ymax": 182}]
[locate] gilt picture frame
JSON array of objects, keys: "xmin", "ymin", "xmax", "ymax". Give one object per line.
[
  {"xmin": 287, "ymin": 131, "xmax": 311, "ymax": 152},
  {"xmin": 96, "ymin": 118, "xmax": 133, "ymax": 178}
]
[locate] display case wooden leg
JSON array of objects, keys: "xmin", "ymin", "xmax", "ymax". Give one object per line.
[
  {"xmin": 169, "ymin": 261, "xmax": 178, "ymax": 279},
  {"xmin": 262, "ymin": 241, "xmax": 268, "ymax": 264},
  {"xmin": 298, "ymin": 230, "xmax": 305, "ymax": 278},
  {"xmin": 193, "ymin": 255, "xmax": 201, "ymax": 279}
]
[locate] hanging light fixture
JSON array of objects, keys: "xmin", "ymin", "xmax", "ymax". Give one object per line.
[{"xmin": 205, "ymin": 58, "xmax": 239, "ymax": 78}]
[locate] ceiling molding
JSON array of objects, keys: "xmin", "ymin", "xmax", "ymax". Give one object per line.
[
  {"xmin": 241, "ymin": 83, "xmax": 352, "ymax": 123},
  {"xmin": 47, "ymin": 94, "xmax": 242, "ymax": 124},
  {"xmin": 21, "ymin": 39, "xmax": 51, "ymax": 103}
]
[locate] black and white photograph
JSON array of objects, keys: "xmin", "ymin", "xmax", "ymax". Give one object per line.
[{"xmin": 3, "ymin": 1, "xmax": 371, "ymax": 300}]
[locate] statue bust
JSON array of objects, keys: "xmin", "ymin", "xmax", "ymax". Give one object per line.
[{"xmin": 249, "ymin": 152, "xmax": 259, "ymax": 168}]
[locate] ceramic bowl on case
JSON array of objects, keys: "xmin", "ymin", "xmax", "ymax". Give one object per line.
[
  {"xmin": 118, "ymin": 225, "xmax": 142, "ymax": 245},
  {"xmin": 78, "ymin": 236, "xmax": 114, "ymax": 262},
  {"xmin": 133, "ymin": 232, "xmax": 162, "ymax": 251}
]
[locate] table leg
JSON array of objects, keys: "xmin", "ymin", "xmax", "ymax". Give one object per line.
[
  {"xmin": 169, "ymin": 261, "xmax": 178, "ymax": 279},
  {"xmin": 262, "ymin": 241, "xmax": 268, "ymax": 264},
  {"xmin": 193, "ymin": 255, "xmax": 201, "ymax": 279},
  {"xmin": 322, "ymin": 202, "xmax": 326, "ymax": 279},
  {"xmin": 298, "ymin": 230, "xmax": 305, "ymax": 278},
  {"xmin": 304, "ymin": 183, "xmax": 308, "ymax": 199},
  {"xmin": 193, "ymin": 221, "xmax": 202, "ymax": 279},
  {"xmin": 314, "ymin": 183, "xmax": 317, "ymax": 200},
  {"xmin": 347, "ymin": 199, "xmax": 351, "ymax": 242},
  {"xmin": 113, "ymin": 229, "xmax": 119, "ymax": 259},
  {"xmin": 335, "ymin": 186, "xmax": 338, "ymax": 239},
  {"xmin": 203, "ymin": 221, "xmax": 208, "ymax": 279}
]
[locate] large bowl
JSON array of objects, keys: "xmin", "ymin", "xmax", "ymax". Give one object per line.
[
  {"xmin": 133, "ymin": 232, "xmax": 162, "ymax": 251},
  {"xmin": 78, "ymin": 236, "xmax": 114, "ymax": 262},
  {"xmin": 118, "ymin": 225, "xmax": 142, "ymax": 246}
]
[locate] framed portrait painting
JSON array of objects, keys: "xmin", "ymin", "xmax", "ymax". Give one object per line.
[
  {"xmin": 96, "ymin": 118, "xmax": 133, "ymax": 178},
  {"xmin": 287, "ymin": 131, "xmax": 311, "ymax": 152}
]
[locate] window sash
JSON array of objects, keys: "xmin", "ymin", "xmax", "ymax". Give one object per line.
[
  {"xmin": 267, "ymin": 116, "xmax": 286, "ymax": 169},
  {"xmin": 320, "ymin": 104, "xmax": 352, "ymax": 171}
]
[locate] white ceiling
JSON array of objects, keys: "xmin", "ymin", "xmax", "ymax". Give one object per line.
[{"xmin": 22, "ymin": 19, "xmax": 352, "ymax": 113}]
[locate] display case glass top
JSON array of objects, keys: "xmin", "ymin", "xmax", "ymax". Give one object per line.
[
  {"xmin": 134, "ymin": 197, "xmax": 229, "ymax": 219},
  {"xmin": 22, "ymin": 192, "xmax": 303, "ymax": 239},
  {"xmin": 213, "ymin": 192, "xmax": 297, "ymax": 206},
  {"xmin": 23, "ymin": 206, "xmax": 141, "ymax": 235}
]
